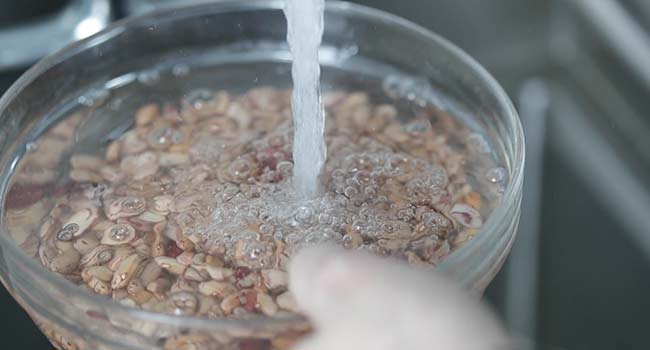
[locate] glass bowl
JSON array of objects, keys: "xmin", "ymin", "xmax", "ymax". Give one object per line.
[{"xmin": 0, "ymin": 1, "xmax": 524, "ymax": 349}]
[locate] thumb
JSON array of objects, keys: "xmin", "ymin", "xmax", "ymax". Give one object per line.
[{"xmin": 289, "ymin": 245, "xmax": 510, "ymax": 350}]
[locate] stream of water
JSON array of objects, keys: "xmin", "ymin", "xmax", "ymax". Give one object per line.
[{"xmin": 284, "ymin": 0, "xmax": 327, "ymax": 199}]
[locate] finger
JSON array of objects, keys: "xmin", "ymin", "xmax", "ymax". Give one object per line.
[
  {"xmin": 289, "ymin": 245, "xmax": 510, "ymax": 350},
  {"xmin": 289, "ymin": 244, "xmax": 356, "ymax": 322}
]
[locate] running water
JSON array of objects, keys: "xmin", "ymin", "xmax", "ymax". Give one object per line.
[{"xmin": 284, "ymin": 0, "xmax": 327, "ymax": 198}]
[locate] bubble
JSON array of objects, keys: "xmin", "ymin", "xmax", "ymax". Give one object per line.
[
  {"xmin": 381, "ymin": 75, "xmax": 439, "ymax": 107},
  {"xmin": 228, "ymin": 158, "xmax": 253, "ymax": 180},
  {"xmin": 259, "ymin": 224, "xmax": 274, "ymax": 235},
  {"xmin": 245, "ymin": 208, "xmax": 259, "ymax": 221},
  {"xmin": 407, "ymin": 178, "xmax": 424, "ymax": 190},
  {"xmin": 359, "ymin": 243, "xmax": 387, "ymax": 255},
  {"xmin": 331, "ymin": 168, "xmax": 345, "ymax": 179},
  {"xmin": 304, "ymin": 231, "xmax": 325, "ymax": 244},
  {"xmin": 172, "ymin": 64, "xmax": 190, "ymax": 77},
  {"xmin": 420, "ymin": 212, "xmax": 437, "ymax": 224},
  {"xmin": 222, "ymin": 187, "xmax": 240, "ymax": 201},
  {"xmin": 385, "ymin": 154, "xmax": 408, "ymax": 173},
  {"xmin": 183, "ymin": 89, "xmax": 214, "ymax": 110},
  {"xmin": 261, "ymin": 169, "xmax": 279, "ymax": 183},
  {"xmin": 363, "ymin": 186, "xmax": 376, "ymax": 197},
  {"xmin": 358, "ymin": 206, "xmax": 371, "ymax": 217},
  {"xmin": 486, "ymin": 166, "xmax": 507, "ymax": 184},
  {"xmin": 376, "ymin": 195, "xmax": 388, "ymax": 203},
  {"xmin": 273, "ymin": 232, "xmax": 284, "ymax": 241},
  {"xmin": 354, "ymin": 170, "xmax": 372, "ymax": 186},
  {"xmin": 382, "ymin": 75, "xmax": 403, "ymax": 99},
  {"xmin": 344, "ymin": 177, "xmax": 356, "ymax": 187},
  {"xmin": 57, "ymin": 224, "xmax": 78, "ymax": 241},
  {"xmin": 167, "ymin": 292, "xmax": 198, "ymax": 316},
  {"xmin": 343, "ymin": 186, "xmax": 358, "ymax": 198},
  {"xmin": 330, "ymin": 216, "xmax": 343, "ymax": 230},
  {"xmin": 276, "ymin": 161, "xmax": 293, "ymax": 175},
  {"xmin": 356, "ymin": 154, "xmax": 374, "ymax": 167},
  {"xmin": 109, "ymin": 225, "xmax": 132, "ymax": 241},
  {"xmin": 25, "ymin": 142, "xmax": 38, "ymax": 152},
  {"xmin": 221, "ymin": 231, "xmax": 234, "ymax": 241},
  {"xmin": 429, "ymin": 167, "xmax": 449, "ymax": 188},
  {"xmin": 322, "ymin": 228, "xmax": 342, "ymax": 241},
  {"xmin": 341, "ymin": 233, "xmax": 361, "ymax": 248},
  {"xmin": 148, "ymin": 127, "xmax": 182, "ymax": 148},
  {"xmin": 380, "ymin": 222, "xmax": 396, "ymax": 233},
  {"xmin": 318, "ymin": 213, "xmax": 332, "ymax": 225},
  {"xmin": 244, "ymin": 185, "xmax": 262, "ymax": 199},
  {"xmin": 122, "ymin": 197, "xmax": 145, "ymax": 212},
  {"xmin": 258, "ymin": 210, "xmax": 272, "ymax": 223},
  {"xmin": 284, "ymin": 233, "xmax": 301, "ymax": 245},
  {"xmin": 137, "ymin": 70, "xmax": 160, "ymax": 85},
  {"xmin": 397, "ymin": 207, "xmax": 415, "ymax": 221},
  {"xmin": 351, "ymin": 220, "xmax": 364, "ymax": 233},
  {"xmin": 293, "ymin": 205, "xmax": 315, "ymax": 227},
  {"xmin": 334, "ymin": 195, "xmax": 349, "ymax": 206},
  {"xmin": 247, "ymin": 241, "xmax": 266, "ymax": 259},
  {"xmin": 404, "ymin": 119, "xmax": 431, "ymax": 134},
  {"xmin": 78, "ymin": 88, "xmax": 110, "ymax": 107},
  {"xmin": 332, "ymin": 181, "xmax": 346, "ymax": 194},
  {"xmin": 239, "ymin": 231, "xmax": 258, "ymax": 241}
]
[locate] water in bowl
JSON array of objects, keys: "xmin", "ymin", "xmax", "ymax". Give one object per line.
[{"xmin": 3, "ymin": 45, "xmax": 507, "ymax": 327}]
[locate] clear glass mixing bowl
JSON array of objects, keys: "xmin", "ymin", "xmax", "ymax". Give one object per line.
[{"xmin": 0, "ymin": 1, "xmax": 524, "ymax": 349}]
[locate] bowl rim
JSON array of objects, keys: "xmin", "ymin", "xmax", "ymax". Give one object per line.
[{"xmin": 0, "ymin": 0, "xmax": 524, "ymax": 330}]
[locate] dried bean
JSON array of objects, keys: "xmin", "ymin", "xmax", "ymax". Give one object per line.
[
  {"xmin": 449, "ymin": 203, "xmax": 483, "ymax": 229},
  {"xmin": 59, "ymin": 206, "xmax": 98, "ymax": 240},
  {"xmin": 257, "ymin": 292, "xmax": 278, "ymax": 316},
  {"xmin": 155, "ymin": 256, "xmax": 187, "ymax": 275},
  {"xmin": 88, "ymin": 277, "xmax": 111, "ymax": 296},
  {"xmin": 69, "ymin": 169, "xmax": 103, "ymax": 183},
  {"xmin": 184, "ymin": 267, "xmax": 206, "ymax": 282},
  {"xmin": 39, "ymin": 217, "xmax": 60, "ymax": 241},
  {"xmin": 138, "ymin": 260, "xmax": 163, "ymax": 286},
  {"xmin": 135, "ymin": 104, "xmax": 159, "ymax": 127},
  {"xmin": 105, "ymin": 141, "xmax": 120, "ymax": 163},
  {"xmin": 276, "ymin": 292, "xmax": 300, "ymax": 313},
  {"xmin": 198, "ymin": 281, "xmax": 237, "ymax": 298},
  {"xmin": 261, "ymin": 269, "xmax": 288, "ymax": 293},
  {"xmin": 70, "ymin": 154, "xmax": 105, "ymax": 170},
  {"xmin": 80, "ymin": 245, "xmax": 113, "ymax": 267},
  {"xmin": 81, "ymin": 265, "xmax": 113, "ymax": 283},
  {"xmin": 111, "ymin": 253, "xmax": 146, "ymax": 289},
  {"xmin": 107, "ymin": 247, "xmax": 135, "ymax": 271},
  {"xmin": 220, "ymin": 292, "xmax": 242, "ymax": 314},
  {"xmin": 146, "ymin": 278, "xmax": 172, "ymax": 294},
  {"xmin": 49, "ymin": 249, "xmax": 81, "ymax": 274},
  {"xmin": 176, "ymin": 251, "xmax": 194, "ymax": 266},
  {"xmin": 73, "ymin": 233, "xmax": 100, "ymax": 255}
]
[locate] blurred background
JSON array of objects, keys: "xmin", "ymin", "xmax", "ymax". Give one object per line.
[{"xmin": 1, "ymin": 0, "xmax": 649, "ymax": 349}]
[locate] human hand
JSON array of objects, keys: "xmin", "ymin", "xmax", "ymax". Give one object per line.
[{"xmin": 289, "ymin": 245, "xmax": 510, "ymax": 350}]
